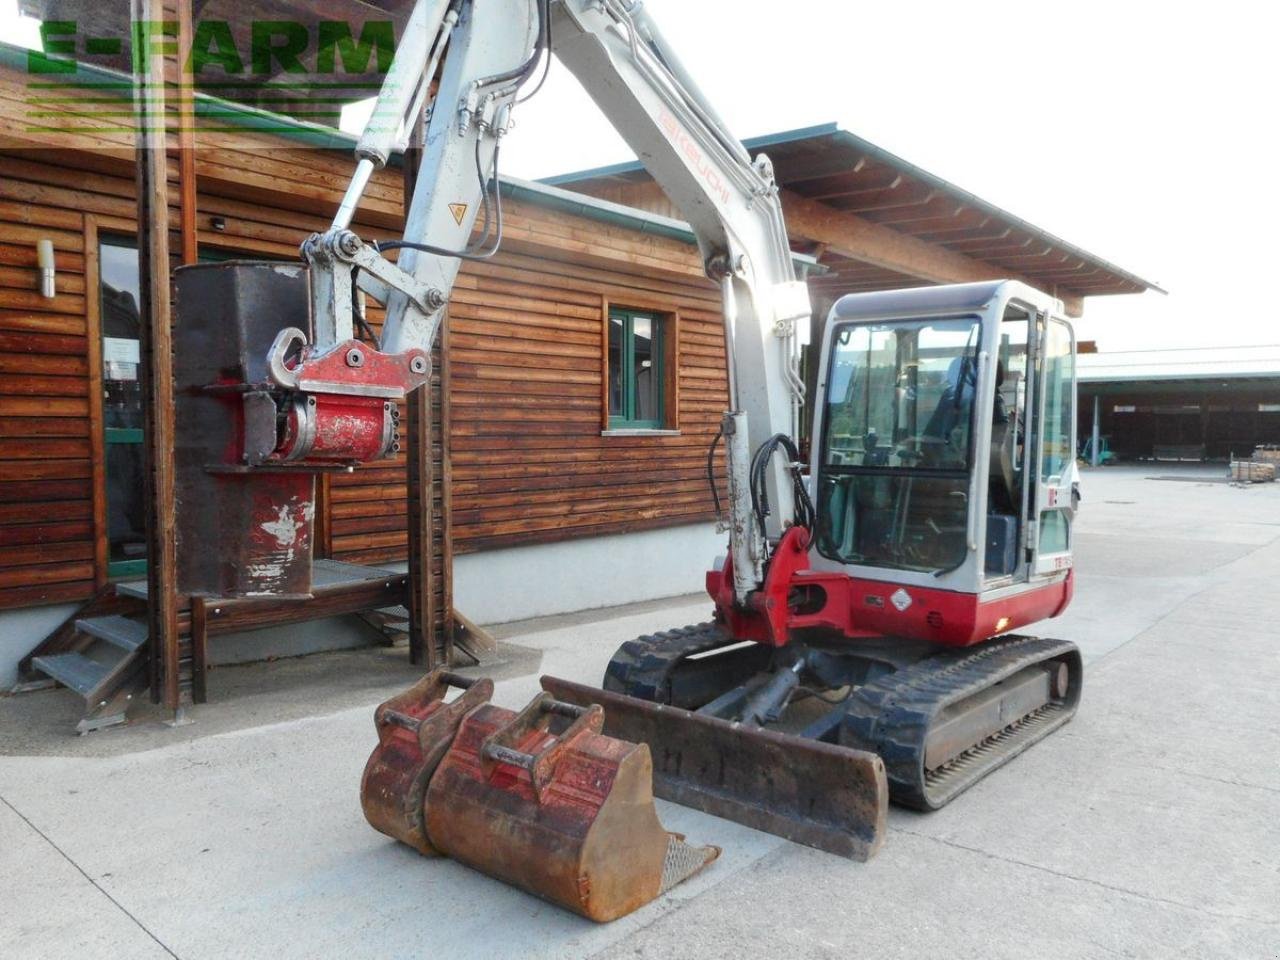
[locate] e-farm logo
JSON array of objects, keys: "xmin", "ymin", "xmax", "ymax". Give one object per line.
[
  {"xmin": 23, "ymin": 18, "xmax": 400, "ymax": 137},
  {"xmin": 29, "ymin": 19, "xmax": 397, "ymax": 78}
]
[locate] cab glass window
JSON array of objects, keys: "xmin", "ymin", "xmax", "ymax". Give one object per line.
[{"xmin": 823, "ymin": 317, "xmax": 981, "ymax": 471}]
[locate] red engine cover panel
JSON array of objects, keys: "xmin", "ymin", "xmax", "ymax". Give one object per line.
[{"xmin": 707, "ymin": 526, "xmax": 1073, "ymax": 649}]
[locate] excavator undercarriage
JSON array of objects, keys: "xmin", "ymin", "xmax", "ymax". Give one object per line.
[{"xmin": 548, "ymin": 623, "xmax": 1082, "ymax": 822}]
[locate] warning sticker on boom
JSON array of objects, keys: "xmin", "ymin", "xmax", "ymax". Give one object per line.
[{"xmin": 448, "ymin": 203, "xmax": 468, "ymax": 226}]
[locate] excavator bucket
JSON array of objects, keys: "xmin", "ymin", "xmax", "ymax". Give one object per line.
[
  {"xmin": 424, "ymin": 691, "xmax": 721, "ymax": 922},
  {"xmin": 360, "ymin": 670, "xmax": 494, "ymax": 855},
  {"xmin": 542, "ymin": 676, "xmax": 889, "ymax": 861}
]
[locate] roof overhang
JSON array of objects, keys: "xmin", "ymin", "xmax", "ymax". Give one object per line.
[{"xmin": 546, "ymin": 122, "xmax": 1163, "ymax": 310}]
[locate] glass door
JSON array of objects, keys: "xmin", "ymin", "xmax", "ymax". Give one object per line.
[
  {"xmin": 99, "ymin": 237, "xmax": 147, "ymax": 578},
  {"xmin": 1032, "ymin": 316, "xmax": 1077, "ymax": 576}
]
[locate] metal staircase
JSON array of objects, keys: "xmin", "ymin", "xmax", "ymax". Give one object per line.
[
  {"xmin": 16, "ymin": 586, "xmax": 152, "ymax": 734},
  {"xmin": 13, "ymin": 560, "xmax": 467, "ymax": 733}
]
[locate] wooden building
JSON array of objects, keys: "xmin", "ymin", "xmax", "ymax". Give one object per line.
[{"xmin": 0, "ymin": 38, "xmax": 1156, "ymax": 725}]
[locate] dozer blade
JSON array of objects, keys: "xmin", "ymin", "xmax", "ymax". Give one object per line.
[
  {"xmin": 541, "ymin": 676, "xmax": 889, "ymax": 862},
  {"xmin": 424, "ymin": 691, "xmax": 720, "ymax": 923},
  {"xmin": 360, "ymin": 670, "xmax": 494, "ymax": 855}
]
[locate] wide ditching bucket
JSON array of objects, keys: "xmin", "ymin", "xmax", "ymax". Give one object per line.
[
  {"xmin": 361, "ymin": 672, "xmax": 719, "ymax": 922},
  {"xmin": 361, "ymin": 671, "xmax": 494, "ymax": 855},
  {"xmin": 541, "ymin": 676, "xmax": 889, "ymax": 861}
]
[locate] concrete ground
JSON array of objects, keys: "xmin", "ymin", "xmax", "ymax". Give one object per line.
[{"xmin": 2, "ymin": 463, "xmax": 1278, "ymax": 959}]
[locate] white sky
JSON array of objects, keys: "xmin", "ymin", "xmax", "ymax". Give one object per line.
[{"xmin": 5, "ymin": 0, "xmax": 1277, "ymax": 351}]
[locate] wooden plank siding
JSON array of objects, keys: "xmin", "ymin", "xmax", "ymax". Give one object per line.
[{"xmin": 0, "ymin": 65, "xmax": 729, "ymax": 611}]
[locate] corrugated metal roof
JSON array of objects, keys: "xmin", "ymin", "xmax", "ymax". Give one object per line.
[
  {"xmin": 546, "ymin": 123, "xmax": 1161, "ymax": 301},
  {"xmin": 1078, "ymin": 346, "xmax": 1280, "ymax": 383}
]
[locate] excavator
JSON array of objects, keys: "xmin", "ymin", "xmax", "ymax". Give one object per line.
[{"xmin": 171, "ymin": 0, "xmax": 1083, "ymax": 922}]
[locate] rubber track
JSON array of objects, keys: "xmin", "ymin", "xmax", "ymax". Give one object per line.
[
  {"xmin": 603, "ymin": 622, "xmax": 733, "ymax": 703},
  {"xmin": 841, "ymin": 634, "xmax": 1082, "ymax": 810}
]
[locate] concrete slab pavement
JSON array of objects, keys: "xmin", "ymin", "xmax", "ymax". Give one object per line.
[{"xmin": 2, "ymin": 464, "xmax": 1278, "ymax": 959}]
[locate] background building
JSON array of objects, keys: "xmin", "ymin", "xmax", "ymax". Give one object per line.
[
  {"xmin": 1078, "ymin": 346, "xmax": 1280, "ymax": 462},
  {"xmin": 0, "ymin": 40, "xmax": 1154, "ymax": 722}
]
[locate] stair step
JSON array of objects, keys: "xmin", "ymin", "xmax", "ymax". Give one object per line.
[
  {"xmin": 114, "ymin": 580, "xmax": 149, "ymax": 600},
  {"xmin": 77, "ymin": 615, "xmax": 148, "ymax": 652},
  {"xmin": 377, "ymin": 605, "xmax": 410, "ymax": 619},
  {"xmin": 31, "ymin": 653, "xmax": 111, "ymax": 698}
]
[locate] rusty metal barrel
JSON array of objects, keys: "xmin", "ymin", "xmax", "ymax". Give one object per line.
[
  {"xmin": 360, "ymin": 670, "xmax": 494, "ymax": 855},
  {"xmin": 424, "ymin": 692, "xmax": 720, "ymax": 922}
]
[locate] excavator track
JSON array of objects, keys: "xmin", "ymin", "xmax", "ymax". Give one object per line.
[
  {"xmin": 840, "ymin": 635, "xmax": 1083, "ymax": 810},
  {"xmin": 603, "ymin": 622, "xmax": 771, "ymax": 709}
]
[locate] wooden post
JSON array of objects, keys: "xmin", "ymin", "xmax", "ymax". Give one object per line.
[
  {"xmin": 133, "ymin": 0, "xmax": 181, "ymax": 710},
  {"xmin": 83, "ymin": 217, "xmax": 109, "ymax": 590},
  {"xmin": 440, "ymin": 312, "xmax": 454, "ymax": 655},
  {"xmin": 191, "ymin": 595, "xmax": 208, "ymax": 704},
  {"xmin": 176, "ymin": 0, "xmax": 198, "ymax": 266},
  {"xmin": 403, "ymin": 108, "xmax": 437, "ymax": 669}
]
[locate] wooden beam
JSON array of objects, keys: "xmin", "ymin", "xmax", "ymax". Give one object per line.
[
  {"xmin": 191, "ymin": 595, "xmax": 208, "ymax": 704},
  {"xmin": 403, "ymin": 106, "xmax": 436, "ymax": 670},
  {"xmin": 176, "ymin": 0, "xmax": 198, "ymax": 266},
  {"xmin": 780, "ymin": 190, "xmax": 1084, "ymax": 317},
  {"xmin": 132, "ymin": 0, "xmax": 181, "ymax": 710},
  {"xmin": 440, "ymin": 312, "xmax": 455, "ymax": 653},
  {"xmin": 82, "ymin": 216, "xmax": 108, "ymax": 589}
]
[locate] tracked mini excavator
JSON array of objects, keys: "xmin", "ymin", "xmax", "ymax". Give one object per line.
[{"xmin": 171, "ymin": 0, "xmax": 1084, "ymax": 920}]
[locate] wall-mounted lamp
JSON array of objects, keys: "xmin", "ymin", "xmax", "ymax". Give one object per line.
[
  {"xmin": 211, "ymin": 216, "xmax": 227, "ymax": 232},
  {"xmin": 36, "ymin": 239, "xmax": 55, "ymax": 299}
]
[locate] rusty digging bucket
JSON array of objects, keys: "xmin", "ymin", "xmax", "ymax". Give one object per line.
[{"xmin": 361, "ymin": 673, "xmax": 720, "ymax": 922}]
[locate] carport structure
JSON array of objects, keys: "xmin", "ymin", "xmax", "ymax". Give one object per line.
[{"xmin": 1078, "ymin": 346, "xmax": 1280, "ymax": 462}]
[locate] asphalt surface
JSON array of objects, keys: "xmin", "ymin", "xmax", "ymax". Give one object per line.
[{"xmin": 2, "ymin": 464, "xmax": 1277, "ymax": 959}]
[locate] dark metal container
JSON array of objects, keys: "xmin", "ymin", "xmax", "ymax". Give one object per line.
[{"xmin": 172, "ymin": 261, "xmax": 316, "ymax": 598}]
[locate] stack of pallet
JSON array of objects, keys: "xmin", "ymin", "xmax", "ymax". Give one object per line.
[
  {"xmin": 1232, "ymin": 460, "xmax": 1277, "ymax": 483},
  {"xmin": 1252, "ymin": 445, "xmax": 1280, "ymax": 465}
]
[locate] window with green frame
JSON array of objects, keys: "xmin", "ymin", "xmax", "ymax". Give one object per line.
[{"xmin": 607, "ymin": 308, "xmax": 666, "ymax": 429}]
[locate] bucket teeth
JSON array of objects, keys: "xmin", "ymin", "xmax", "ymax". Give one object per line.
[{"xmin": 362, "ymin": 676, "xmax": 719, "ymax": 922}]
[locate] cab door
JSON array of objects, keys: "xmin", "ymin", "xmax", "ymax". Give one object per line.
[{"xmin": 1031, "ymin": 315, "xmax": 1077, "ymax": 576}]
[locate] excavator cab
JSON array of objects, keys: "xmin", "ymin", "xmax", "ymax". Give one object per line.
[{"xmin": 813, "ymin": 279, "xmax": 1079, "ymax": 637}]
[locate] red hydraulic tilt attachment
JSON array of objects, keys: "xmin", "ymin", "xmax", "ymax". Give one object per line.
[
  {"xmin": 261, "ymin": 325, "xmax": 429, "ymax": 467},
  {"xmin": 361, "ymin": 671, "xmax": 720, "ymax": 923}
]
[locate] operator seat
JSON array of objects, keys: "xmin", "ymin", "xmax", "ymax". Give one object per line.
[
  {"xmin": 988, "ymin": 361, "xmax": 1018, "ymax": 514},
  {"xmin": 985, "ymin": 361, "xmax": 1023, "ymax": 575}
]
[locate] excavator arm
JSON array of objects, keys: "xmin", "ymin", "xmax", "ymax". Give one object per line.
[{"xmin": 293, "ymin": 0, "xmax": 812, "ymax": 604}]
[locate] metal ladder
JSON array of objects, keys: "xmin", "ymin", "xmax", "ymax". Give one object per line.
[{"xmin": 27, "ymin": 612, "xmax": 148, "ymax": 734}]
